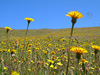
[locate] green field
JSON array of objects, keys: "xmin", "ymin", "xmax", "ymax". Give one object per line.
[{"xmin": 0, "ymin": 27, "xmax": 100, "ymax": 75}]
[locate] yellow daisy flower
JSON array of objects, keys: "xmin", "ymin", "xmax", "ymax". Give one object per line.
[
  {"xmin": 11, "ymin": 71, "xmax": 19, "ymax": 75},
  {"xmin": 92, "ymin": 45, "xmax": 100, "ymax": 50},
  {"xmin": 25, "ymin": 18, "xmax": 34, "ymax": 21},
  {"xmin": 66, "ymin": 11, "xmax": 84, "ymax": 19},
  {"xmin": 70, "ymin": 47, "xmax": 88, "ymax": 54},
  {"xmin": 5, "ymin": 27, "xmax": 12, "ymax": 31},
  {"xmin": 70, "ymin": 47, "xmax": 88, "ymax": 60},
  {"xmin": 5, "ymin": 27, "xmax": 12, "ymax": 33}
]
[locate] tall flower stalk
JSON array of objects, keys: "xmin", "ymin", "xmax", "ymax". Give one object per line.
[
  {"xmin": 66, "ymin": 11, "xmax": 84, "ymax": 74},
  {"xmin": 24, "ymin": 18, "xmax": 34, "ymax": 74},
  {"xmin": 4, "ymin": 27, "xmax": 12, "ymax": 74},
  {"xmin": 24, "ymin": 18, "xmax": 34, "ymax": 45},
  {"xmin": 5, "ymin": 27, "xmax": 12, "ymax": 50}
]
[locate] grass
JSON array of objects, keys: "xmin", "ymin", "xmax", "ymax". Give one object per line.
[{"xmin": 0, "ymin": 27, "xmax": 100, "ymax": 75}]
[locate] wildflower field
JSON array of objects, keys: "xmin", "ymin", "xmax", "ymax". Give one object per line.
[{"xmin": 0, "ymin": 12, "xmax": 100, "ymax": 75}]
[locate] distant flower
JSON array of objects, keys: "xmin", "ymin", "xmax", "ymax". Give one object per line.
[
  {"xmin": 54, "ymin": 66, "xmax": 57, "ymax": 69},
  {"xmin": 57, "ymin": 62, "xmax": 63, "ymax": 66},
  {"xmin": 66, "ymin": 11, "xmax": 84, "ymax": 19},
  {"xmin": 45, "ymin": 63, "xmax": 49, "ymax": 66},
  {"xmin": 82, "ymin": 59, "xmax": 88, "ymax": 64},
  {"xmin": 27, "ymin": 69, "xmax": 31, "ymax": 71},
  {"xmin": 11, "ymin": 71, "xmax": 19, "ymax": 75},
  {"xmin": 48, "ymin": 59, "xmax": 54, "ymax": 63},
  {"xmin": 71, "ymin": 66, "xmax": 75, "ymax": 70},
  {"xmin": 25, "ymin": 18, "xmax": 34, "ymax": 24},
  {"xmin": 51, "ymin": 51, "xmax": 56, "ymax": 54},
  {"xmin": 5, "ymin": 27, "xmax": 12, "ymax": 33},
  {"xmin": 31, "ymin": 60, "xmax": 34, "ymax": 64},
  {"xmin": 50, "ymin": 65, "xmax": 54, "ymax": 68},
  {"xmin": 28, "ymin": 50, "xmax": 32, "ymax": 53},
  {"xmin": 5, "ymin": 27, "xmax": 12, "ymax": 31},
  {"xmin": 3, "ymin": 67, "xmax": 8, "ymax": 70},
  {"xmin": 90, "ymin": 67, "xmax": 95, "ymax": 70}
]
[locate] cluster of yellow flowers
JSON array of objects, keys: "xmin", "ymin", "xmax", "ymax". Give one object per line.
[{"xmin": 1, "ymin": 11, "xmax": 100, "ymax": 75}]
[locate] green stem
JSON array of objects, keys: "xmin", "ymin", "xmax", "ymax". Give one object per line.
[
  {"xmin": 24, "ymin": 23, "xmax": 29, "ymax": 44},
  {"xmin": 66, "ymin": 23, "xmax": 75, "ymax": 75},
  {"xmin": 95, "ymin": 52, "xmax": 97, "ymax": 75},
  {"xmin": 1, "ymin": 51, "xmax": 4, "ymax": 75},
  {"xmin": 76, "ymin": 58, "xmax": 80, "ymax": 75},
  {"xmin": 6, "ymin": 32, "xmax": 8, "ymax": 50},
  {"xmin": 70, "ymin": 23, "xmax": 74, "ymax": 40}
]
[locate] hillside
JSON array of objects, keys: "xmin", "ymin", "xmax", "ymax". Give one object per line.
[{"xmin": 0, "ymin": 27, "xmax": 100, "ymax": 39}]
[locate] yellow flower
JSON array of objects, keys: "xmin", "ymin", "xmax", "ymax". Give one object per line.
[
  {"xmin": 82, "ymin": 59, "xmax": 88, "ymax": 64},
  {"xmin": 31, "ymin": 60, "xmax": 34, "ymax": 64},
  {"xmin": 50, "ymin": 65, "xmax": 54, "ymax": 68},
  {"xmin": 0, "ymin": 58, "xmax": 2, "ymax": 61},
  {"xmin": 8, "ymin": 49, "xmax": 11, "ymax": 53},
  {"xmin": 18, "ymin": 61, "xmax": 21, "ymax": 63},
  {"xmin": 5, "ymin": 27, "xmax": 12, "ymax": 31},
  {"xmin": 61, "ymin": 38, "xmax": 66, "ymax": 41},
  {"xmin": 57, "ymin": 62, "xmax": 63, "ymax": 66},
  {"xmin": 70, "ymin": 47, "xmax": 87, "ymax": 60},
  {"xmin": 92, "ymin": 45, "xmax": 100, "ymax": 50},
  {"xmin": 79, "ymin": 62, "xmax": 82, "ymax": 65},
  {"xmin": 90, "ymin": 67, "xmax": 95, "ymax": 70},
  {"xmin": 71, "ymin": 66, "xmax": 75, "ymax": 70},
  {"xmin": 54, "ymin": 66, "xmax": 57, "ymax": 69},
  {"xmin": 25, "ymin": 18, "xmax": 34, "ymax": 21},
  {"xmin": 48, "ymin": 59, "xmax": 54, "ymax": 63},
  {"xmin": 45, "ymin": 63, "xmax": 49, "ymax": 66},
  {"xmin": 51, "ymin": 51, "xmax": 56, "ymax": 54},
  {"xmin": 11, "ymin": 71, "xmax": 19, "ymax": 75},
  {"xmin": 28, "ymin": 50, "xmax": 32, "ymax": 53},
  {"xmin": 66, "ymin": 11, "xmax": 84, "ymax": 19},
  {"xmin": 91, "ymin": 52, "xmax": 94, "ymax": 55},
  {"xmin": 3, "ymin": 67, "xmax": 8, "ymax": 70},
  {"xmin": 27, "ymin": 69, "xmax": 31, "ymax": 71},
  {"xmin": 70, "ymin": 47, "xmax": 88, "ymax": 54},
  {"xmin": 11, "ymin": 49, "xmax": 16, "ymax": 53},
  {"xmin": 28, "ymin": 44, "xmax": 32, "ymax": 47}
]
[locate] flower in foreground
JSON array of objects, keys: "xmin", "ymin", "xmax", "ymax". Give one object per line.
[
  {"xmin": 11, "ymin": 71, "xmax": 19, "ymax": 75},
  {"xmin": 70, "ymin": 47, "xmax": 88, "ymax": 60},
  {"xmin": 70, "ymin": 47, "xmax": 88, "ymax": 54},
  {"xmin": 92, "ymin": 45, "xmax": 100, "ymax": 56},
  {"xmin": 66, "ymin": 11, "xmax": 84, "ymax": 24},
  {"xmin": 66, "ymin": 11, "xmax": 84, "ymax": 19},
  {"xmin": 92, "ymin": 45, "xmax": 100, "ymax": 50}
]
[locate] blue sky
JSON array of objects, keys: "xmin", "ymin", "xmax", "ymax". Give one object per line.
[{"xmin": 0, "ymin": 0, "xmax": 100, "ymax": 29}]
